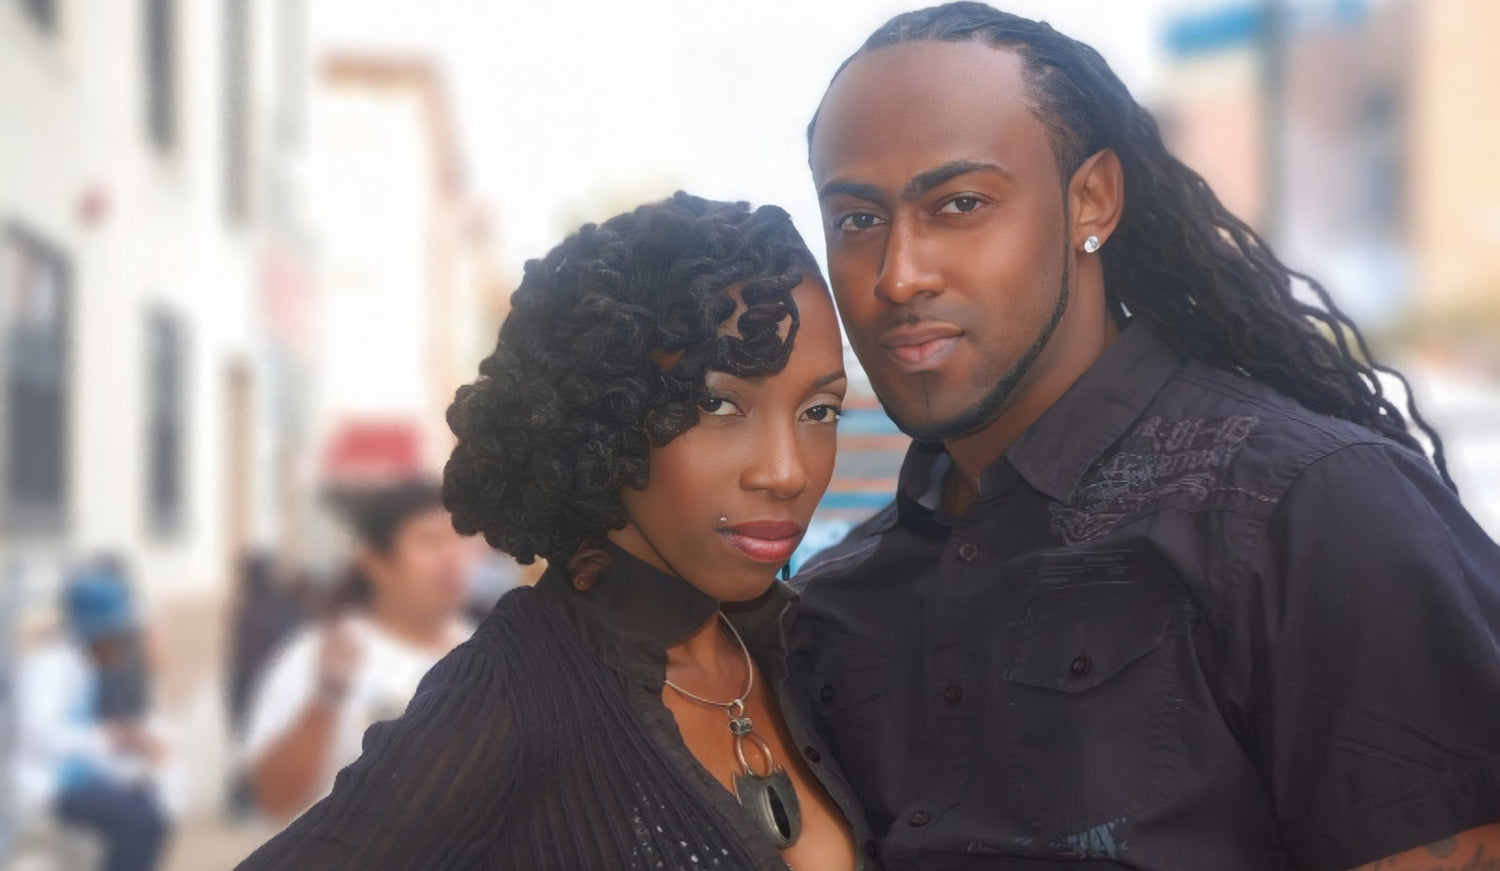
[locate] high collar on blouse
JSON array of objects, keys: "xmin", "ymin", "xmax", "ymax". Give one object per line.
[{"xmin": 536, "ymin": 539, "xmax": 795, "ymax": 689}]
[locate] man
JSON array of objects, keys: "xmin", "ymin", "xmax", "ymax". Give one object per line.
[
  {"xmin": 243, "ymin": 480, "xmax": 474, "ymax": 821},
  {"xmin": 15, "ymin": 559, "xmax": 174, "ymax": 871},
  {"xmin": 790, "ymin": 4, "xmax": 1500, "ymax": 870}
]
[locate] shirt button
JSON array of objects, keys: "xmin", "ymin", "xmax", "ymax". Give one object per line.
[
  {"xmin": 958, "ymin": 541, "xmax": 979, "ymax": 562},
  {"xmin": 1070, "ymin": 655, "xmax": 1092, "ymax": 678},
  {"xmin": 802, "ymin": 746, "xmax": 822, "ymax": 763},
  {"xmin": 943, "ymin": 683, "xmax": 964, "ymax": 704},
  {"xmin": 819, "ymin": 684, "xmax": 837, "ymax": 703},
  {"xmin": 909, "ymin": 810, "xmax": 932, "ymax": 827}
]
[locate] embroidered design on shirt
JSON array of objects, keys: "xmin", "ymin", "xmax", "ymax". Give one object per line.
[
  {"xmin": 1058, "ymin": 817, "xmax": 1128, "ymax": 860},
  {"xmin": 1050, "ymin": 414, "xmax": 1261, "ymax": 544}
]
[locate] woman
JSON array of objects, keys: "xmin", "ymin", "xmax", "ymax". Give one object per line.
[
  {"xmin": 236, "ymin": 194, "xmax": 868, "ymax": 870},
  {"xmin": 242, "ymin": 480, "xmax": 475, "ymax": 821}
]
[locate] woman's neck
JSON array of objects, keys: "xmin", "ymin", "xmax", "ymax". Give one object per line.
[{"xmin": 664, "ymin": 611, "xmax": 747, "ymax": 698}]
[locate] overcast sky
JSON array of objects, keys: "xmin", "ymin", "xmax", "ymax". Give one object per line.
[{"xmin": 310, "ymin": 0, "xmax": 1187, "ymax": 273}]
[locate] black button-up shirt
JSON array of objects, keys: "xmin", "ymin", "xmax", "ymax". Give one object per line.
[{"xmin": 790, "ymin": 322, "xmax": 1500, "ymax": 871}]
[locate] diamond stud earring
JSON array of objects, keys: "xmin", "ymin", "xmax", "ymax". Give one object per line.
[{"xmin": 1083, "ymin": 235, "xmax": 1101, "ymax": 254}]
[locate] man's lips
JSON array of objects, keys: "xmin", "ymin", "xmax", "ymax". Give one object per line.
[
  {"xmin": 721, "ymin": 521, "xmax": 803, "ymax": 564},
  {"xmin": 879, "ymin": 322, "xmax": 964, "ymax": 370}
]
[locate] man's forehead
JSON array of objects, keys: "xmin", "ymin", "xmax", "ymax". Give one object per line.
[{"xmin": 809, "ymin": 40, "xmax": 1045, "ymax": 185}]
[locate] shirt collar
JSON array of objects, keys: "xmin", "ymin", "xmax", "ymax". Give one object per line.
[
  {"xmin": 537, "ymin": 538, "xmax": 797, "ymax": 660},
  {"xmin": 896, "ymin": 320, "xmax": 1183, "ymax": 509},
  {"xmin": 537, "ymin": 539, "xmax": 721, "ymax": 649}
]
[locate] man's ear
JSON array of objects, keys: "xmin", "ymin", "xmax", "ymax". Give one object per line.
[{"xmin": 1068, "ymin": 148, "xmax": 1124, "ymax": 251}]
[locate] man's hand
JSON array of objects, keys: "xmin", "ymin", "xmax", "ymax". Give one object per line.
[
  {"xmin": 1351, "ymin": 824, "xmax": 1500, "ymax": 870},
  {"xmin": 107, "ymin": 722, "xmax": 167, "ymax": 765},
  {"xmin": 316, "ymin": 619, "xmax": 362, "ymax": 703}
]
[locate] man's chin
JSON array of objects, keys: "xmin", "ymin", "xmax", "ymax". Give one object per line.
[{"xmin": 881, "ymin": 400, "xmax": 995, "ymax": 443}]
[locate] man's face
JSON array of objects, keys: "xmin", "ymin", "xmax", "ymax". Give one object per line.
[
  {"xmin": 810, "ymin": 41, "xmax": 1074, "ymax": 441},
  {"xmin": 367, "ymin": 508, "xmax": 471, "ymax": 620}
]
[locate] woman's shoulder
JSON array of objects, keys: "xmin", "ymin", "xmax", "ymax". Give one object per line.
[
  {"xmin": 471, "ymin": 584, "xmax": 552, "ymax": 645},
  {"xmin": 452, "ymin": 586, "xmax": 579, "ymax": 684}
]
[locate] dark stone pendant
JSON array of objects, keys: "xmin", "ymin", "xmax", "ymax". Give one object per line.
[{"xmin": 733, "ymin": 766, "xmax": 802, "ymax": 848}]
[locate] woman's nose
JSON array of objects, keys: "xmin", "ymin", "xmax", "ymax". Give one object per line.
[{"xmin": 740, "ymin": 422, "xmax": 809, "ymax": 500}]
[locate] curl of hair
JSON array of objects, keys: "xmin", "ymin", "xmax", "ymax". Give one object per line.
[
  {"xmin": 810, "ymin": 2, "xmax": 1453, "ymax": 488},
  {"xmin": 443, "ymin": 192, "xmax": 821, "ymax": 565}
]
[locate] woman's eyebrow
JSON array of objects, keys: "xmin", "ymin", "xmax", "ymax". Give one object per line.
[{"xmin": 813, "ymin": 370, "xmax": 848, "ymax": 389}]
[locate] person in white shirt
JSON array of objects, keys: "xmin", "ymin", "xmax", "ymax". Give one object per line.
[
  {"xmin": 15, "ymin": 559, "xmax": 178, "ymax": 871},
  {"xmin": 243, "ymin": 481, "xmax": 475, "ymax": 822}
]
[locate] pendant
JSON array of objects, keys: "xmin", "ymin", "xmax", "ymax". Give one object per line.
[
  {"xmin": 733, "ymin": 766, "xmax": 803, "ymax": 848},
  {"xmin": 727, "ymin": 706, "xmax": 802, "ymax": 848}
]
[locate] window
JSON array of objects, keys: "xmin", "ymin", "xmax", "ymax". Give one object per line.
[
  {"xmin": 19, "ymin": 0, "xmax": 57, "ymax": 33},
  {"xmin": 145, "ymin": 309, "xmax": 186, "ymax": 536},
  {"xmin": 223, "ymin": 0, "xmax": 250, "ymax": 221},
  {"xmin": 144, "ymin": 0, "xmax": 176, "ymax": 150},
  {"xmin": 0, "ymin": 225, "xmax": 71, "ymax": 534}
]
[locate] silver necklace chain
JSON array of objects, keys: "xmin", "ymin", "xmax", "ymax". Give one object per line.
[{"xmin": 662, "ymin": 612, "xmax": 754, "ymax": 710}]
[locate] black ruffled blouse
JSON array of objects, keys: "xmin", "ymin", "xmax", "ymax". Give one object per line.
[{"xmin": 235, "ymin": 541, "xmax": 873, "ymax": 870}]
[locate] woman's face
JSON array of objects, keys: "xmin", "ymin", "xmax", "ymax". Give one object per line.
[{"xmin": 613, "ymin": 277, "xmax": 847, "ymax": 602}]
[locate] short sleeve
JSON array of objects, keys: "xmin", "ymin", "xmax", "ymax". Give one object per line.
[
  {"xmin": 234, "ymin": 632, "xmax": 519, "ymax": 871},
  {"xmin": 241, "ymin": 628, "xmax": 319, "ymax": 766},
  {"xmin": 1253, "ymin": 442, "xmax": 1500, "ymax": 870}
]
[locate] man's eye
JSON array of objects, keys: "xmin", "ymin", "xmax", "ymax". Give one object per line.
[
  {"xmin": 939, "ymin": 196, "xmax": 981, "ymax": 214},
  {"xmin": 835, "ymin": 212, "xmax": 884, "ymax": 232},
  {"xmin": 698, "ymin": 397, "xmax": 738, "ymax": 416},
  {"xmin": 803, "ymin": 405, "xmax": 843, "ymax": 424}
]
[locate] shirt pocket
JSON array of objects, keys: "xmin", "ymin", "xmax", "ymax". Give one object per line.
[{"xmin": 1000, "ymin": 598, "xmax": 1188, "ymax": 837}]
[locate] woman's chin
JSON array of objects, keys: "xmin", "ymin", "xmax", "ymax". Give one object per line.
[{"xmin": 690, "ymin": 568, "xmax": 782, "ymax": 605}]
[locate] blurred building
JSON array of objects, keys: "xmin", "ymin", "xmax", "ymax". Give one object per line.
[
  {"xmin": 0, "ymin": 0, "xmax": 324, "ymax": 853},
  {"xmin": 1155, "ymin": 0, "xmax": 1500, "ymax": 350},
  {"xmin": 0, "ymin": 0, "xmax": 317, "ymax": 612},
  {"xmin": 307, "ymin": 53, "xmax": 510, "ymax": 500}
]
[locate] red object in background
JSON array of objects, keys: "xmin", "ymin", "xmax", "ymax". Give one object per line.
[
  {"xmin": 76, "ymin": 183, "xmax": 110, "ymax": 227},
  {"xmin": 321, "ymin": 420, "xmax": 424, "ymax": 484},
  {"xmin": 261, "ymin": 246, "xmax": 315, "ymax": 353}
]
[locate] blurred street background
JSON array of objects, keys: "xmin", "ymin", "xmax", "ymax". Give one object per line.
[{"xmin": 1, "ymin": 0, "xmax": 1497, "ymax": 868}]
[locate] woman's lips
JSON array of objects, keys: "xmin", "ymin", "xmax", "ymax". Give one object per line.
[
  {"xmin": 880, "ymin": 323, "xmax": 963, "ymax": 372},
  {"xmin": 721, "ymin": 521, "xmax": 803, "ymax": 564}
]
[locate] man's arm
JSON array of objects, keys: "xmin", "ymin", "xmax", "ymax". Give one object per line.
[
  {"xmin": 249, "ymin": 692, "xmax": 344, "ymax": 819},
  {"xmin": 1352, "ymin": 824, "xmax": 1500, "ymax": 871},
  {"xmin": 1250, "ymin": 442, "xmax": 1500, "ymax": 869},
  {"xmin": 245, "ymin": 622, "xmax": 360, "ymax": 820}
]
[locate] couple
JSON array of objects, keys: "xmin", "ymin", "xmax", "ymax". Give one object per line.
[{"xmin": 239, "ymin": 5, "xmax": 1500, "ymax": 871}]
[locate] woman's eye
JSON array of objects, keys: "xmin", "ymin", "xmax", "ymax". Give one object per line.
[
  {"xmin": 938, "ymin": 196, "xmax": 981, "ymax": 214},
  {"xmin": 699, "ymin": 397, "xmax": 739, "ymax": 416},
  {"xmin": 835, "ymin": 212, "xmax": 884, "ymax": 232},
  {"xmin": 803, "ymin": 404, "xmax": 843, "ymax": 424}
]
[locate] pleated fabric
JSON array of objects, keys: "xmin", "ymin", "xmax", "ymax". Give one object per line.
[{"xmin": 235, "ymin": 587, "xmax": 789, "ymax": 871}]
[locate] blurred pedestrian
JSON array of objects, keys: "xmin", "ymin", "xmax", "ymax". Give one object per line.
[
  {"xmin": 15, "ymin": 557, "xmax": 175, "ymax": 871},
  {"xmin": 226, "ymin": 551, "xmax": 308, "ymax": 740},
  {"xmin": 241, "ymin": 480, "xmax": 475, "ymax": 822}
]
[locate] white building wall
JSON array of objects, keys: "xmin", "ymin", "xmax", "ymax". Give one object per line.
[{"xmin": 0, "ymin": 0, "xmax": 299, "ymax": 610}]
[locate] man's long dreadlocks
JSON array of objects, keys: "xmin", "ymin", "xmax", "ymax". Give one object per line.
[{"xmin": 809, "ymin": 1, "xmax": 1454, "ymax": 489}]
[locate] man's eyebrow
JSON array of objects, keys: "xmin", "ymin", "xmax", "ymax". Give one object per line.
[
  {"xmin": 817, "ymin": 161, "xmax": 1014, "ymax": 207},
  {"xmin": 903, "ymin": 160, "xmax": 1013, "ymax": 200}
]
